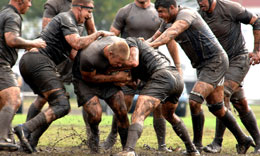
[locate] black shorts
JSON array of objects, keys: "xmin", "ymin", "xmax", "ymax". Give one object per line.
[
  {"xmin": 56, "ymin": 59, "xmax": 73, "ymax": 84},
  {"xmin": 225, "ymin": 53, "xmax": 250, "ymax": 84},
  {"xmin": 0, "ymin": 63, "xmax": 17, "ymax": 91},
  {"xmin": 73, "ymin": 78, "xmax": 122, "ymax": 107},
  {"xmin": 140, "ymin": 67, "xmax": 184, "ymax": 104},
  {"xmin": 121, "ymin": 81, "xmax": 146, "ymax": 95},
  {"xmin": 197, "ymin": 53, "xmax": 228, "ymax": 87},
  {"xmin": 19, "ymin": 52, "xmax": 64, "ymax": 97}
]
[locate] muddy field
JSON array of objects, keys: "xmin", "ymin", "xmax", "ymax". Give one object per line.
[{"xmin": 1, "ymin": 100, "xmax": 259, "ymax": 156}]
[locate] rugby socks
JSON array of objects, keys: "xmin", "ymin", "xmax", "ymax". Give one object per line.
[
  {"xmin": 23, "ymin": 112, "xmax": 47, "ymax": 133},
  {"xmin": 88, "ymin": 123, "xmax": 99, "ymax": 153},
  {"xmin": 191, "ymin": 110, "xmax": 204, "ymax": 148},
  {"xmin": 82, "ymin": 108, "xmax": 92, "ymax": 140},
  {"xmin": 124, "ymin": 123, "xmax": 143, "ymax": 151},
  {"xmin": 0, "ymin": 105, "xmax": 15, "ymax": 140},
  {"xmin": 240, "ymin": 110, "xmax": 260, "ymax": 147},
  {"xmin": 172, "ymin": 120, "xmax": 197, "ymax": 153},
  {"xmin": 102, "ymin": 115, "xmax": 118, "ymax": 149},
  {"xmin": 29, "ymin": 122, "xmax": 51, "ymax": 148},
  {"xmin": 219, "ymin": 110, "xmax": 247, "ymax": 143},
  {"xmin": 153, "ymin": 118, "xmax": 166, "ymax": 149},
  {"xmin": 26, "ymin": 103, "xmax": 41, "ymax": 121},
  {"xmin": 212, "ymin": 118, "xmax": 225, "ymax": 146},
  {"xmin": 118, "ymin": 127, "xmax": 128, "ymax": 148}
]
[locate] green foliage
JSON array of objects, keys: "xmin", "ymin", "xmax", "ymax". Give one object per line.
[{"xmin": 0, "ymin": 0, "xmax": 196, "ymax": 31}]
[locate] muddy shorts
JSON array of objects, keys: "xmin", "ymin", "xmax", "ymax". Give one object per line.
[
  {"xmin": 0, "ymin": 63, "xmax": 17, "ymax": 91},
  {"xmin": 73, "ymin": 78, "xmax": 122, "ymax": 107},
  {"xmin": 56, "ymin": 59, "xmax": 73, "ymax": 85},
  {"xmin": 197, "ymin": 53, "xmax": 229, "ymax": 88},
  {"xmin": 121, "ymin": 81, "xmax": 145, "ymax": 95},
  {"xmin": 140, "ymin": 67, "xmax": 184, "ymax": 104},
  {"xmin": 225, "ymin": 53, "xmax": 250, "ymax": 84},
  {"xmin": 19, "ymin": 52, "xmax": 64, "ymax": 97}
]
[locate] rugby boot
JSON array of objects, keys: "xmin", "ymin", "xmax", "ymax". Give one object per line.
[
  {"xmin": 153, "ymin": 118, "xmax": 172, "ymax": 152},
  {"xmin": 203, "ymin": 140, "xmax": 222, "ymax": 153},
  {"xmin": 191, "ymin": 111, "xmax": 204, "ymax": 153},
  {"xmin": 236, "ymin": 136, "xmax": 254, "ymax": 154},
  {"xmin": 101, "ymin": 115, "xmax": 118, "ymax": 150},
  {"xmin": 13, "ymin": 124, "xmax": 33, "ymax": 153},
  {"xmin": 203, "ymin": 118, "xmax": 225, "ymax": 153},
  {"xmin": 158, "ymin": 144, "xmax": 172, "ymax": 152},
  {"xmin": 0, "ymin": 138, "xmax": 19, "ymax": 151},
  {"xmin": 112, "ymin": 150, "xmax": 137, "ymax": 156}
]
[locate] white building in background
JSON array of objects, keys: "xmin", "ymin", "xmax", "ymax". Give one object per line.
[{"xmin": 234, "ymin": 0, "xmax": 260, "ymax": 102}]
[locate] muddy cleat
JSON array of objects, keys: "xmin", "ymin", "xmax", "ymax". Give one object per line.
[
  {"xmin": 194, "ymin": 145, "xmax": 203, "ymax": 153},
  {"xmin": 236, "ymin": 136, "xmax": 255, "ymax": 154},
  {"xmin": 183, "ymin": 144, "xmax": 201, "ymax": 156},
  {"xmin": 0, "ymin": 138, "xmax": 19, "ymax": 151},
  {"xmin": 13, "ymin": 125, "xmax": 33, "ymax": 153},
  {"xmin": 158, "ymin": 144, "xmax": 172, "ymax": 152},
  {"xmin": 203, "ymin": 142, "xmax": 221, "ymax": 153},
  {"xmin": 112, "ymin": 151, "xmax": 137, "ymax": 156},
  {"xmin": 101, "ymin": 133, "xmax": 117, "ymax": 150},
  {"xmin": 182, "ymin": 150, "xmax": 200, "ymax": 156}
]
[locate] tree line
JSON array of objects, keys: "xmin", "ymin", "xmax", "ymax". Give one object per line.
[{"xmin": 0, "ymin": 0, "xmax": 195, "ymax": 31}]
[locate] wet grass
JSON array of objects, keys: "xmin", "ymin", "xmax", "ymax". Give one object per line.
[{"xmin": 6, "ymin": 100, "xmax": 260, "ymax": 155}]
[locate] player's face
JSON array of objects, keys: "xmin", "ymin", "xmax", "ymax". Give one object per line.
[
  {"xmin": 197, "ymin": 0, "xmax": 210, "ymax": 12},
  {"xmin": 156, "ymin": 6, "xmax": 175, "ymax": 23},
  {"xmin": 109, "ymin": 56, "xmax": 124, "ymax": 68},
  {"xmin": 79, "ymin": 3, "xmax": 94, "ymax": 24},
  {"xmin": 20, "ymin": 0, "xmax": 32, "ymax": 14}
]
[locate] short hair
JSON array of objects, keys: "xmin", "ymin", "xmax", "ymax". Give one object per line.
[
  {"xmin": 72, "ymin": 0, "xmax": 93, "ymax": 6},
  {"xmin": 155, "ymin": 0, "xmax": 177, "ymax": 10},
  {"xmin": 109, "ymin": 40, "xmax": 130, "ymax": 61}
]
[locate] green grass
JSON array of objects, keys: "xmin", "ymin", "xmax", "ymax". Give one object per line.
[{"xmin": 10, "ymin": 101, "xmax": 260, "ymax": 155}]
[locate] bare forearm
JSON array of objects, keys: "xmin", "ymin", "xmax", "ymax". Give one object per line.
[
  {"xmin": 253, "ymin": 30, "xmax": 260, "ymax": 53},
  {"xmin": 11, "ymin": 37, "xmax": 36, "ymax": 49},
  {"xmin": 77, "ymin": 32, "xmax": 102, "ymax": 49}
]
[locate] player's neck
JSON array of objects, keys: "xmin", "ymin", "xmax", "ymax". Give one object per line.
[{"xmin": 135, "ymin": 1, "xmax": 150, "ymax": 9}]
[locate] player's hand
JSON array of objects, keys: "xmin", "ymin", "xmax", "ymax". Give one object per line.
[
  {"xmin": 99, "ymin": 31, "xmax": 115, "ymax": 37},
  {"xmin": 32, "ymin": 38, "xmax": 47, "ymax": 49},
  {"xmin": 116, "ymin": 71, "xmax": 132, "ymax": 82},
  {"xmin": 138, "ymin": 37, "xmax": 145, "ymax": 41},
  {"xmin": 249, "ymin": 52, "xmax": 260, "ymax": 65}
]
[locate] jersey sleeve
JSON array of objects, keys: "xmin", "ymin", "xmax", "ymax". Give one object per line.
[
  {"xmin": 111, "ymin": 5, "xmax": 131, "ymax": 31},
  {"xmin": 176, "ymin": 8, "xmax": 196, "ymax": 25},
  {"xmin": 60, "ymin": 15, "xmax": 79, "ymax": 36},
  {"xmin": 229, "ymin": 2, "xmax": 253, "ymax": 24},
  {"xmin": 43, "ymin": 0, "xmax": 58, "ymax": 18},
  {"xmin": 4, "ymin": 14, "xmax": 21, "ymax": 35}
]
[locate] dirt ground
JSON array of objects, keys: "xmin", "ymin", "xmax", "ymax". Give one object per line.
[{"xmin": 0, "ymin": 143, "xmax": 258, "ymax": 156}]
